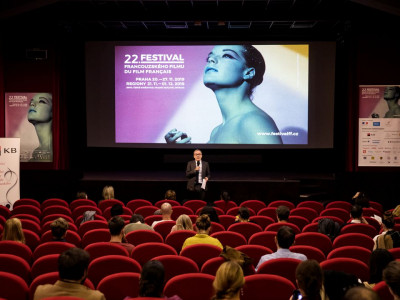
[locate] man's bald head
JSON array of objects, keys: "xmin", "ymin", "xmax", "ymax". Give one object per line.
[{"xmin": 160, "ymin": 203, "xmax": 173, "ymax": 216}]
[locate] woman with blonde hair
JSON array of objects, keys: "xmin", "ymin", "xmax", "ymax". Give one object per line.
[
  {"xmin": 102, "ymin": 185, "xmax": 115, "ymax": 200},
  {"xmin": 2, "ymin": 218, "xmax": 25, "ymax": 244},
  {"xmin": 171, "ymin": 214, "xmax": 193, "ymax": 232},
  {"xmin": 212, "ymin": 261, "xmax": 245, "ymax": 300}
]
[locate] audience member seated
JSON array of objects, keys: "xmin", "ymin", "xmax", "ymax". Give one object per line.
[
  {"xmin": 124, "ymin": 214, "xmax": 154, "ymax": 234},
  {"xmin": 342, "ymin": 205, "xmax": 369, "ymax": 228},
  {"xmin": 374, "ymin": 210, "xmax": 400, "ymax": 250},
  {"xmin": 108, "ymin": 216, "xmax": 135, "ymax": 255},
  {"xmin": 102, "ymin": 185, "xmax": 115, "ymax": 201},
  {"xmin": 276, "ymin": 205, "xmax": 290, "ymax": 223},
  {"xmin": 152, "ymin": 203, "xmax": 173, "ymax": 228},
  {"xmin": 364, "ymin": 249, "xmax": 394, "ymax": 289},
  {"xmin": 344, "ymin": 286, "xmax": 380, "ymax": 300},
  {"xmin": 352, "ymin": 191, "xmax": 370, "ymax": 209},
  {"xmin": 80, "ymin": 211, "xmax": 97, "ymax": 225},
  {"xmin": 235, "ymin": 207, "xmax": 251, "ymax": 223},
  {"xmin": 50, "ymin": 217, "xmax": 69, "ymax": 242},
  {"xmin": 165, "ymin": 190, "xmax": 177, "ymax": 201},
  {"xmin": 171, "ymin": 214, "xmax": 193, "ymax": 232},
  {"xmin": 182, "ymin": 214, "xmax": 223, "ymax": 250},
  {"xmin": 383, "ymin": 261, "xmax": 400, "ymax": 300},
  {"xmin": 323, "ymin": 270, "xmax": 360, "ymax": 300},
  {"xmin": 220, "ymin": 245, "xmax": 254, "ymax": 276},
  {"xmin": 33, "ymin": 248, "xmax": 106, "ymax": 300},
  {"xmin": 290, "ymin": 259, "xmax": 327, "ymax": 300},
  {"xmin": 76, "ymin": 191, "xmax": 88, "ymax": 199},
  {"xmin": 2, "ymin": 218, "xmax": 25, "ymax": 244},
  {"xmin": 110, "ymin": 204, "xmax": 123, "ymax": 217},
  {"xmin": 212, "ymin": 261, "xmax": 245, "ymax": 300},
  {"xmin": 318, "ymin": 218, "xmax": 340, "ymax": 242},
  {"xmin": 139, "ymin": 260, "xmax": 181, "ymax": 300},
  {"xmin": 255, "ymin": 226, "xmax": 306, "ymax": 272},
  {"xmin": 199, "ymin": 206, "xmax": 220, "ymax": 223}
]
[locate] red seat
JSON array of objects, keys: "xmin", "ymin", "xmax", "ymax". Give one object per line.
[
  {"xmin": 267, "ymin": 200, "xmax": 295, "ymax": 210},
  {"xmin": 33, "ymin": 242, "xmax": 75, "ymax": 261},
  {"xmin": 257, "ymin": 207, "xmax": 278, "ymax": 221},
  {"xmin": 236, "ymin": 244, "xmax": 273, "ymax": 267},
  {"xmin": 0, "ymin": 271, "xmax": 29, "ymax": 300},
  {"xmin": 218, "ymin": 215, "xmax": 236, "ymax": 230},
  {"xmin": 11, "ymin": 214, "xmax": 40, "ymax": 224},
  {"xmin": 165, "ymin": 230, "xmax": 196, "ymax": 253},
  {"xmin": 327, "ymin": 245, "xmax": 371, "ymax": 265},
  {"xmin": 72, "ymin": 206, "xmax": 102, "ymax": 221},
  {"xmin": 20, "ymin": 219, "xmax": 41, "ymax": 235},
  {"xmin": 23, "ymin": 229, "xmax": 40, "ymax": 251},
  {"xmin": 290, "ymin": 207, "xmax": 318, "ymax": 222},
  {"xmin": 240, "ymin": 200, "xmax": 267, "ymax": 213},
  {"xmin": 214, "ymin": 200, "xmax": 238, "ymax": 213},
  {"xmin": 211, "ymin": 231, "xmax": 247, "ymax": 248},
  {"xmin": 69, "ymin": 199, "xmax": 97, "ymax": 211},
  {"xmin": 88, "ymin": 255, "xmax": 141, "ymax": 287},
  {"xmin": 340, "ymin": 223, "xmax": 377, "ymax": 238},
  {"xmin": 297, "ymin": 201, "xmax": 324, "ymax": 214},
  {"xmin": 41, "ymin": 214, "xmax": 74, "ymax": 226},
  {"xmin": 125, "ymin": 229, "xmax": 163, "ymax": 246},
  {"xmin": 312, "ymin": 215, "xmax": 344, "ymax": 225},
  {"xmin": 13, "ymin": 199, "xmax": 40, "ymax": 209},
  {"xmin": 81, "ymin": 229, "xmax": 111, "ymax": 248},
  {"xmin": 75, "ymin": 214, "xmax": 106, "ymax": 227},
  {"xmin": 332, "ymin": 233, "xmax": 374, "ymax": 251},
  {"xmin": 389, "ymin": 247, "xmax": 400, "ymax": 259},
  {"xmin": 12, "ymin": 205, "xmax": 41, "ymax": 219},
  {"xmin": 42, "ymin": 221, "xmax": 78, "ymax": 234},
  {"xmin": 144, "ymin": 214, "xmax": 162, "ymax": 225},
  {"xmin": 180, "ymin": 244, "xmax": 222, "ymax": 268},
  {"xmin": 248, "ymin": 231, "xmax": 277, "ymax": 251},
  {"xmin": 265, "ymin": 222, "xmax": 301, "ymax": 234},
  {"xmin": 0, "ymin": 240, "xmax": 32, "ymax": 265},
  {"xmin": 288, "ymin": 216, "xmax": 309, "ymax": 231},
  {"xmin": 0, "ymin": 254, "xmax": 31, "ymax": 283},
  {"xmin": 131, "ymin": 242, "xmax": 177, "ymax": 266},
  {"xmin": 84, "ymin": 242, "xmax": 129, "ymax": 261},
  {"xmin": 98, "ymin": 199, "xmax": 125, "ymax": 212},
  {"xmin": 77, "ymin": 220, "xmax": 108, "ymax": 238},
  {"xmin": 40, "ymin": 230, "xmax": 81, "ymax": 247},
  {"xmin": 41, "ymin": 199, "xmax": 69, "ymax": 210},
  {"xmin": 126, "ymin": 199, "xmax": 153, "ymax": 213},
  {"xmin": 226, "ymin": 207, "xmax": 256, "ymax": 217},
  {"xmin": 183, "ymin": 200, "xmax": 207, "ymax": 213},
  {"xmin": 171, "ymin": 206, "xmax": 194, "ymax": 220},
  {"xmin": 369, "ymin": 201, "xmax": 383, "ymax": 213},
  {"xmin": 363, "ymin": 207, "xmax": 382, "ymax": 217},
  {"xmin": 102, "ymin": 206, "xmax": 132, "ymax": 220},
  {"xmin": 249, "ymin": 216, "xmax": 275, "ymax": 230},
  {"xmin": 209, "ymin": 221, "xmax": 225, "ymax": 234},
  {"xmin": 373, "ymin": 281, "xmax": 392, "ymax": 300},
  {"xmin": 154, "ymin": 199, "xmax": 180, "ymax": 208},
  {"xmin": 196, "ymin": 206, "xmax": 225, "ymax": 216},
  {"xmin": 227, "ymin": 222, "xmax": 263, "ymax": 241},
  {"xmin": 41, "ymin": 206, "xmax": 72, "ymax": 218},
  {"xmin": 242, "ymin": 274, "xmax": 296, "ymax": 300},
  {"xmin": 134, "ymin": 206, "xmax": 159, "ymax": 218},
  {"xmin": 325, "ymin": 201, "xmax": 352, "ymax": 211},
  {"xmin": 257, "ymin": 257, "xmax": 301, "ymax": 285},
  {"xmin": 97, "ymin": 272, "xmax": 140, "ymax": 300},
  {"xmin": 295, "ymin": 232, "xmax": 333, "ymax": 255},
  {"xmin": 289, "ymin": 245, "xmax": 326, "ymax": 263},
  {"xmin": 320, "ymin": 208, "xmax": 350, "ymax": 222},
  {"xmin": 31, "ymin": 254, "xmax": 59, "ymax": 278},
  {"xmin": 364, "ymin": 216, "xmax": 381, "ymax": 232},
  {"xmin": 320, "ymin": 257, "xmax": 369, "ymax": 281},
  {"xmin": 152, "ymin": 255, "xmax": 199, "ymax": 282},
  {"xmin": 0, "ymin": 205, "xmax": 11, "ymax": 219},
  {"xmin": 200, "ymin": 256, "xmax": 225, "ymax": 275},
  {"xmin": 153, "ymin": 220, "xmax": 176, "ymax": 239},
  {"xmin": 0, "ymin": 214, "xmax": 6, "ymax": 226},
  {"xmin": 164, "ymin": 273, "xmax": 215, "ymax": 300}
]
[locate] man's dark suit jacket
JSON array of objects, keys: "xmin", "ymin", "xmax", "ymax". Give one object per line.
[{"xmin": 186, "ymin": 160, "xmax": 210, "ymax": 191}]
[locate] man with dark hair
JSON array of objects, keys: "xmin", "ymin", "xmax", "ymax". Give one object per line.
[
  {"xmin": 186, "ymin": 149, "xmax": 210, "ymax": 202},
  {"xmin": 50, "ymin": 217, "xmax": 69, "ymax": 241},
  {"xmin": 34, "ymin": 248, "xmax": 105, "ymax": 300},
  {"xmin": 350, "ymin": 205, "xmax": 369, "ymax": 224},
  {"xmin": 124, "ymin": 214, "xmax": 154, "ymax": 234},
  {"xmin": 383, "ymin": 261, "xmax": 400, "ymax": 299},
  {"xmin": 110, "ymin": 204, "xmax": 123, "ymax": 217},
  {"xmin": 276, "ymin": 205, "xmax": 290, "ymax": 222},
  {"xmin": 255, "ymin": 226, "xmax": 306, "ymax": 272},
  {"xmin": 109, "ymin": 216, "xmax": 135, "ymax": 255}
]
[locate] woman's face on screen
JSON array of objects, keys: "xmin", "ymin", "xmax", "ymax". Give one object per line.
[
  {"xmin": 27, "ymin": 93, "xmax": 52, "ymax": 124},
  {"xmin": 203, "ymin": 45, "xmax": 248, "ymax": 89}
]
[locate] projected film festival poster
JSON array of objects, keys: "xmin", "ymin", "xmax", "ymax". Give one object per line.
[
  {"xmin": 115, "ymin": 45, "xmax": 309, "ymax": 145},
  {"xmin": 359, "ymin": 85, "xmax": 400, "ymax": 166},
  {"xmin": 5, "ymin": 92, "xmax": 53, "ymax": 162}
]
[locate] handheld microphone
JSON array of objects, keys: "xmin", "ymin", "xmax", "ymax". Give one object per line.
[{"xmin": 197, "ymin": 161, "xmax": 200, "ymax": 167}]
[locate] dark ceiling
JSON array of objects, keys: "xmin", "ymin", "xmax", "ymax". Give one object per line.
[{"xmin": 1, "ymin": 0, "xmax": 400, "ymax": 39}]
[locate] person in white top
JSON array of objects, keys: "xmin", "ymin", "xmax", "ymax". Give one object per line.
[{"xmin": 152, "ymin": 203, "xmax": 173, "ymax": 228}]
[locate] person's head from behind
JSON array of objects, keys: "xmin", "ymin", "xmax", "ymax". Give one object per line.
[
  {"xmin": 344, "ymin": 286, "xmax": 380, "ymax": 300},
  {"xmin": 204, "ymin": 45, "xmax": 265, "ymax": 98},
  {"xmin": 220, "ymin": 190, "xmax": 230, "ymax": 201},
  {"xmin": 27, "ymin": 93, "xmax": 53, "ymax": 125},
  {"xmin": 213, "ymin": 261, "xmax": 245, "ymax": 300},
  {"xmin": 50, "ymin": 217, "xmax": 69, "ymax": 240},
  {"xmin": 76, "ymin": 191, "xmax": 88, "ymax": 199},
  {"xmin": 2, "ymin": 218, "xmax": 25, "ymax": 244},
  {"xmin": 130, "ymin": 214, "xmax": 145, "ymax": 224},
  {"xmin": 160, "ymin": 203, "xmax": 173, "ymax": 219},
  {"xmin": 276, "ymin": 205, "xmax": 290, "ymax": 222},
  {"xmin": 108, "ymin": 216, "xmax": 125, "ymax": 238},
  {"xmin": 196, "ymin": 214, "xmax": 212, "ymax": 233},
  {"xmin": 382, "ymin": 211, "xmax": 395, "ymax": 230},
  {"xmin": 369, "ymin": 249, "xmax": 394, "ymax": 284},
  {"xmin": 237, "ymin": 207, "xmax": 250, "ymax": 222},
  {"xmin": 353, "ymin": 191, "xmax": 370, "ymax": 209},
  {"xmin": 295, "ymin": 259, "xmax": 323, "ymax": 300},
  {"xmin": 164, "ymin": 190, "xmax": 176, "ymax": 201},
  {"xmin": 102, "ymin": 185, "xmax": 114, "ymax": 200},
  {"xmin": 110, "ymin": 204, "xmax": 123, "ymax": 217},
  {"xmin": 58, "ymin": 248, "xmax": 90, "ymax": 283},
  {"xmin": 276, "ymin": 226, "xmax": 295, "ymax": 249},
  {"xmin": 200, "ymin": 205, "xmax": 220, "ymax": 223},
  {"xmin": 139, "ymin": 260, "xmax": 165, "ymax": 297},
  {"xmin": 175, "ymin": 214, "xmax": 193, "ymax": 231},
  {"xmin": 384, "ymin": 86, "xmax": 400, "ymax": 102},
  {"xmin": 318, "ymin": 218, "xmax": 340, "ymax": 241},
  {"xmin": 350, "ymin": 205, "xmax": 363, "ymax": 219},
  {"xmin": 383, "ymin": 260, "xmax": 400, "ymax": 299}
]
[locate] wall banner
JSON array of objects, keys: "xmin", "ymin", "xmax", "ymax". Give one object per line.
[{"xmin": 0, "ymin": 138, "xmax": 20, "ymax": 209}]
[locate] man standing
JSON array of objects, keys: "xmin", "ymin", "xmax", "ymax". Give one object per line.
[{"xmin": 186, "ymin": 149, "xmax": 210, "ymax": 202}]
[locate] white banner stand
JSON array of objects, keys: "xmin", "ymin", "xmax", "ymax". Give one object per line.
[{"xmin": 0, "ymin": 138, "xmax": 20, "ymax": 210}]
